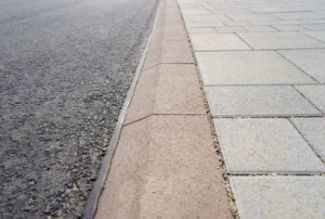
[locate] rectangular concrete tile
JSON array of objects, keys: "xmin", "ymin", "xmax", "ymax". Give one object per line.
[
  {"xmin": 205, "ymin": 86, "xmax": 320, "ymax": 117},
  {"xmin": 227, "ymin": 13, "xmax": 279, "ymax": 21},
  {"xmin": 272, "ymin": 12, "xmax": 325, "ymax": 20},
  {"xmin": 230, "ymin": 176, "xmax": 325, "ymax": 219},
  {"xmin": 95, "ymin": 116, "xmax": 233, "ymax": 219},
  {"xmin": 190, "ymin": 33, "xmax": 251, "ymax": 51},
  {"xmin": 223, "ymin": 20, "xmax": 252, "ymax": 26},
  {"xmin": 125, "ymin": 64, "xmax": 205, "ymax": 124},
  {"xmin": 215, "ymin": 26, "xmax": 246, "ymax": 33},
  {"xmin": 186, "ymin": 22, "xmax": 225, "ymax": 28},
  {"xmin": 296, "ymin": 85, "xmax": 325, "ymax": 113},
  {"xmin": 181, "ymin": 9, "xmax": 211, "ymax": 15},
  {"xmin": 187, "ymin": 27, "xmax": 216, "ymax": 34},
  {"xmin": 214, "ymin": 118, "xmax": 325, "ymax": 173},
  {"xmin": 272, "ymin": 24, "xmax": 308, "ymax": 31},
  {"xmin": 196, "ymin": 51, "xmax": 315, "ymax": 85},
  {"xmin": 303, "ymin": 31, "xmax": 325, "ymax": 42},
  {"xmin": 291, "ymin": 118, "xmax": 325, "ymax": 160},
  {"xmin": 279, "ymin": 49, "xmax": 325, "ymax": 83},
  {"xmin": 184, "ymin": 14, "xmax": 231, "ymax": 23},
  {"xmin": 243, "ymin": 25, "xmax": 277, "ymax": 32},
  {"xmin": 302, "ymin": 24, "xmax": 325, "ymax": 30},
  {"xmin": 237, "ymin": 32, "xmax": 325, "ymax": 49}
]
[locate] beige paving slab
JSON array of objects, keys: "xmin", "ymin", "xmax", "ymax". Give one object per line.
[
  {"xmin": 303, "ymin": 31, "xmax": 325, "ymax": 42},
  {"xmin": 214, "ymin": 118, "xmax": 325, "ymax": 173},
  {"xmin": 196, "ymin": 51, "xmax": 315, "ymax": 85},
  {"xmin": 238, "ymin": 32, "xmax": 325, "ymax": 49},
  {"xmin": 190, "ymin": 33, "xmax": 251, "ymax": 51},
  {"xmin": 205, "ymin": 86, "xmax": 320, "ymax": 117},
  {"xmin": 279, "ymin": 49, "xmax": 325, "ymax": 83},
  {"xmin": 144, "ymin": 39, "xmax": 193, "ymax": 69},
  {"xmin": 125, "ymin": 64, "xmax": 205, "ymax": 124},
  {"xmin": 153, "ymin": 27, "xmax": 187, "ymax": 40},
  {"xmin": 296, "ymin": 85, "xmax": 325, "ymax": 113},
  {"xmin": 95, "ymin": 116, "xmax": 233, "ymax": 219},
  {"xmin": 291, "ymin": 117, "xmax": 325, "ymax": 160},
  {"xmin": 230, "ymin": 176, "xmax": 325, "ymax": 219}
]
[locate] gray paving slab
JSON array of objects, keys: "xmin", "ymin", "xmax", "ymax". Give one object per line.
[
  {"xmin": 186, "ymin": 22, "xmax": 225, "ymax": 28},
  {"xmin": 237, "ymin": 32, "xmax": 325, "ymax": 49},
  {"xmin": 279, "ymin": 49, "xmax": 325, "ymax": 83},
  {"xmin": 291, "ymin": 118, "xmax": 325, "ymax": 160},
  {"xmin": 296, "ymin": 85, "xmax": 325, "ymax": 113},
  {"xmin": 230, "ymin": 176, "xmax": 325, "ymax": 219},
  {"xmin": 272, "ymin": 12, "xmax": 325, "ymax": 20},
  {"xmin": 187, "ymin": 27, "xmax": 216, "ymax": 33},
  {"xmin": 302, "ymin": 23, "xmax": 325, "ymax": 30},
  {"xmin": 303, "ymin": 31, "xmax": 325, "ymax": 42},
  {"xmin": 205, "ymin": 86, "xmax": 320, "ymax": 117},
  {"xmin": 184, "ymin": 14, "xmax": 231, "ymax": 23},
  {"xmin": 228, "ymin": 13, "xmax": 279, "ymax": 21},
  {"xmin": 214, "ymin": 118, "xmax": 325, "ymax": 173},
  {"xmin": 190, "ymin": 33, "xmax": 251, "ymax": 51},
  {"xmin": 272, "ymin": 24, "xmax": 308, "ymax": 32},
  {"xmin": 196, "ymin": 51, "xmax": 315, "ymax": 85},
  {"xmin": 243, "ymin": 25, "xmax": 277, "ymax": 32},
  {"xmin": 215, "ymin": 26, "xmax": 246, "ymax": 33}
]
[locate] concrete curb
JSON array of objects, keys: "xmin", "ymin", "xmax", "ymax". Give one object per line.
[
  {"xmin": 81, "ymin": 1, "xmax": 160, "ymax": 218},
  {"xmin": 93, "ymin": 0, "xmax": 234, "ymax": 218}
]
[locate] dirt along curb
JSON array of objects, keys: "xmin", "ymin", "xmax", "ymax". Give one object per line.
[{"xmin": 92, "ymin": 0, "xmax": 234, "ymax": 218}]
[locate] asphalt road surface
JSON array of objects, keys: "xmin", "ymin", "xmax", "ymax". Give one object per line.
[{"xmin": 0, "ymin": 0, "xmax": 158, "ymax": 217}]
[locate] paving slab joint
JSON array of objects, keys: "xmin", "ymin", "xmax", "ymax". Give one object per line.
[
  {"xmin": 288, "ymin": 118, "xmax": 325, "ymax": 165},
  {"xmin": 175, "ymin": 1, "xmax": 240, "ymax": 218}
]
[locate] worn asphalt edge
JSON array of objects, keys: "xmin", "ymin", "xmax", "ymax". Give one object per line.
[
  {"xmin": 175, "ymin": 1, "xmax": 240, "ymax": 218},
  {"xmin": 81, "ymin": 2, "xmax": 161, "ymax": 218}
]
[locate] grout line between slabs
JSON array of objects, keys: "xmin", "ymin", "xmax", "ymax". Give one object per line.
[
  {"xmin": 212, "ymin": 114, "xmax": 324, "ymax": 119},
  {"xmin": 292, "ymin": 85, "xmax": 323, "ymax": 114},
  {"xmin": 229, "ymin": 172, "xmax": 325, "ymax": 177},
  {"xmin": 194, "ymin": 47, "xmax": 325, "ymax": 52},
  {"xmin": 275, "ymin": 50, "xmax": 321, "ymax": 84},
  {"xmin": 176, "ymin": 1, "xmax": 240, "ymax": 218},
  {"xmin": 288, "ymin": 118, "xmax": 325, "ymax": 164}
]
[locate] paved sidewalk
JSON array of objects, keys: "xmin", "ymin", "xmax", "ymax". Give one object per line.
[
  {"xmin": 93, "ymin": 0, "xmax": 234, "ymax": 218},
  {"xmin": 178, "ymin": 0, "xmax": 325, "ymax": 218}
]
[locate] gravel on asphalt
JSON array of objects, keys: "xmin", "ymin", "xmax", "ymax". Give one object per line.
[{"xmin": 0, "ymin": 0, "xmax": 158, "ymax": 218}]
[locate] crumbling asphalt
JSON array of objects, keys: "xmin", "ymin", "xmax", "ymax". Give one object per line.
[{"xmin": 0, "ymin": 0, "xmax": 158, "ymax": 218}]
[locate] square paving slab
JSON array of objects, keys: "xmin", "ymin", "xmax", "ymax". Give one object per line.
[
  {"xmin": 279, "ymin": 49, "xmax": 325, "ymax": 83},
  {"xmin": 205, "ymin": 86, "xmax": 320, "ymax": 117},
  {"xmin": 230, "ymin": 176, "xmax": 325, "ymax": 219},
  {"xmin": 304, "ymin": 31, "xmax": 325, "ymax": 41},
  {"xmin": 190, "ymin": 33, "xmax": 251, "ymax": 51},
  {"xmin": 196, "ymin": 51, "xmax": 315, "ymax": 85},
  {"xmin": 296, "ymin": 85, "xmax": 325, "ymax": 113},
  {"xmin": 291, "ymin": 118, "xmax": 325, "ymax": 160},
  {"xmin": 214, "ymin": 118, "xmax": 325, "ymax": 173},
  {"xmin": 237, "ymin": 32, "xmax": 325, "ymax": 49}
]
